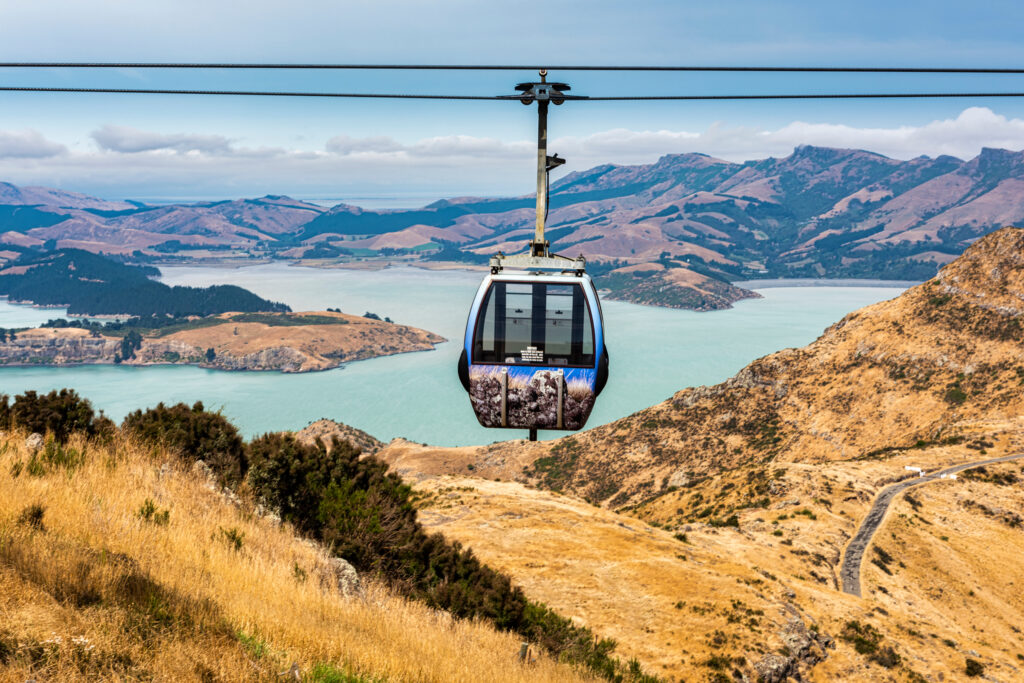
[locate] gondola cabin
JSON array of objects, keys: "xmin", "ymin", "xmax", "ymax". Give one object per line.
[{"xmin": 459, "ymin": 271, "xmax": 608, "ymax": 432}]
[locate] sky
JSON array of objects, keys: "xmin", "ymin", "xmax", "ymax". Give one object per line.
[{"xmin": 2, "ymin": 0, "xmax": 1024, "ymax": 205}]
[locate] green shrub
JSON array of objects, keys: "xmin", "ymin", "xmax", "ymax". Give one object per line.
[
  {"xmin": 138, "ymin": 498, "xmax": 170, "ymax": 526},
  {"xmin": 841, "ymin": 620, "xmax": 881, "ymax": 655},
  {"xmin": 871, "ymin": 645, "xmax": 901, "ymax": 669},
  {"xmin": 1, "ymin": 389, "xmax": 113, "ymax": 443},
  {"xmin": 245, "ymin": 432, "xmax": 652, "ymax": 682},
  {"xmin": 235, "ymin": 630, "xmax": 267, "ymax": 659},
  {"xmin": 944, "ymin": 386, "xmax": 967, "ymax": 405},
  {"xmin": 309, "ymin": 662, "xmax": 369, "ymax": 683},
  {"xmin": 122, "ymin": 402, "xmax": 246, "ymax": 484}
]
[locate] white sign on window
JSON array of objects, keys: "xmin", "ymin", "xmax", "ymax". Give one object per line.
[{"xmin": 521, "ymin": 346, "xmax": 544, "ymax": 363}]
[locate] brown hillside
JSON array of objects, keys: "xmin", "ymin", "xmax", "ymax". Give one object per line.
[
  {"xmin": 406, "ymin": 437, "xmax": 1024, "ymax": 682},
  {"xmin": 440, "ymin": 226, "xmax": 1024, "ymax": 509},
  {"xmin": 369, "ymin": 228, "xmax": 1024, "ymax": 681}
]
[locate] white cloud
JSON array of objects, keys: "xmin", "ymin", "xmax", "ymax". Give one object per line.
[
  {"xmin": 4, "ymin": 108, "xmax": 1024, "ymax": 202},
  {"xmin": 325, "ymin": 133, "xmax": 530, "ymax": 159},
  {"xmin": 308, "ymin": 107, "xmax": 1024, "ymax": 175},
  {"xmin": 91, "ymin": 125, "xmax": 234, "ymax": 154},
  {"xmin": 0, "ymin": 130, "xmax": 67, "ymax": 159},
  {"xmin": 326, "ymin": 135, "xmax": 404, "ymax": 155},
  {"xmin": 552, "ymin": 108, "xmax": 1024, "ymax": 165}
]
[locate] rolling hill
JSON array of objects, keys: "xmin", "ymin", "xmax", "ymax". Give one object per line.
[{"xmin": 4, "ymin": 145, "xmax": 1024, "ymax": 310}]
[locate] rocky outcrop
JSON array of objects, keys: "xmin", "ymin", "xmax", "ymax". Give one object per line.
[
  {"xmin": 0, "ymin": 332, "xmax": 118, "ymax": 365},
  {"xmin": 25, "ymin": 432, "xmax": 44, "ymax": 452},
  {"xmin": 751, "ymin": 617, "xmax": 833, "ymax": 682},
  {"xmin": 295, "ymin": 419, "xmax": 383, "ymax": 456},
  {"xmin": 321, "ymin": 557, "xmax": 362, "ymax": 598}
]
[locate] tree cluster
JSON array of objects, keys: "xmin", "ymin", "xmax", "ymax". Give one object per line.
[
  {"xmin": 0, "ymin": 249, "xmax": 290, "ymax": 317},
  {"xmin": 0, "ymin": 389, "xmax": 113, "ymax": 443},
  {"xmin": 121, "ymin": 401, "xmax": 246, "ymax": 485}
]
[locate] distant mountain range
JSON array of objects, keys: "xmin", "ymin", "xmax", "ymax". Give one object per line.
[{"xmin": 2, "ymin": 144, "xmax": 1023, "ymax": 309}]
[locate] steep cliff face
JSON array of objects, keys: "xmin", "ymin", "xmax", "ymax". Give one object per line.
[
  {"xmin": 0, "ymin": 328, "xmax": 119, "ymax": 365},
  {"xmin": 0, "ymin": 312, "xmax": 444, "ymax": 372}
]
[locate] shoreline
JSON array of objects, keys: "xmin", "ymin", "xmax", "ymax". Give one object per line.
[
  {"xmin": 151, "ymin": 260, "xmax": 922, "ymax": 285},
  {"xmin": 0, "ymin": 343, "xmax": 443, "ymax": 374},
  {"xmin": 732, "ymin": 277, "xmax": 921, "ymax": 289},
  {"xmin": 0, "ymin": 311, "xmax": 446, "ymax": 374}
]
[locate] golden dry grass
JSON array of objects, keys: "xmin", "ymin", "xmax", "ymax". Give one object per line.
[
  {"xmin": 0, "ymin": 431, "xmax": 595, "ymax": 682},
  {"xmin": 408, "ymin": 433, "xmax": 1024, "ymax": 682},
  {"xmin": 566, "ymin": 379, "xmax": 593, "ymax": 401}
]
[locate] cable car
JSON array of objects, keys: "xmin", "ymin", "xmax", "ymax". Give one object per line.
[
  {"xmin": 457, "ymin": 72, "xmax": 610, "ymax": 439},
  {"xmin": 458, "ymin": 270, "xmax": 608, "ymax": 434}
]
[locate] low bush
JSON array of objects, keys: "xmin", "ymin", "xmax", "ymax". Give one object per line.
[
  {"xmin": 122, "ymin": 402, "xmax": 246, "ymax": 484},
  {"xmin": 0, "ymin": 389, "xmax": 113, "ymax": 443},
  {"xmin": 17, "ymin": 504, "xmax": 46, "ymax": 531},
  {"xmin": 246, "ymin": 432, "xmax": 655, "ymax": 681}
]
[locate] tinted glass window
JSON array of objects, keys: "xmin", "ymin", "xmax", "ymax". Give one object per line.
[{"xmin": 473, "ymin": 281, "xmax": 595, "ymax": 366}]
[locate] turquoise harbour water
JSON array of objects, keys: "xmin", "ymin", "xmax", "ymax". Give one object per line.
[{"xmin": 0, "ymin": 265, "xmax": 909, "ymax": 446}]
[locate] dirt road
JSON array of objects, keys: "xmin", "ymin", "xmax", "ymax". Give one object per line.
[{"xmin": 839, "ymin": 453, "xmax": 1024, "ymax": 597}]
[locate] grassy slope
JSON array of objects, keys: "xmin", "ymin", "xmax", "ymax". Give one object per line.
[
  {"xmin": 406, "ymin": 437, "xmax": 1024, "ymax": 682},
  {"xmin": 0, "ymin": 431, "xmax": 594, "ymax": 683},
  {"xmin": 372, "ymin": 228, "xmax": 1024, "ymax": 681}
]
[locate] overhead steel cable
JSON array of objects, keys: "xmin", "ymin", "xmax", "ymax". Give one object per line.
[
  {"xmin": 2, "ymin": 62, "xmax": 1024, "ymax": 74},
  {"xmin": 4, "ymin": 86, "xmax": 1024, "ymax": 101},
  {"xmin": 582, "ymin": 92, "xmax": 1024, "ymax": 100},
  {"xmin": 0, "ymin": 86, "xmax": 504, "ymax": 99}
]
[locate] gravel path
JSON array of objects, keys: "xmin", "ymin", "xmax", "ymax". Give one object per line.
[{"xmin": 839, "ymin": 453, "xmax": 1024, "ymax": 597}]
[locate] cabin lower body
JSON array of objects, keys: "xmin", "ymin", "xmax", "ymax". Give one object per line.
[{"xmin": 467, "ymin": 364, "xmax": 596, "ymax": 431}]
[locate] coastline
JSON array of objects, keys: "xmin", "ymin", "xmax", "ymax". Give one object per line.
[
  {"xmin": 733, "ymin": 277, "xmax": 922, "ymax": 289},
  {"xmin": 0, "ymin": 343, "xmax": 443, "ymax": 374},
  {"xmin": 0, "ymin": 312, "xmax": 446, "ymax": 374}
]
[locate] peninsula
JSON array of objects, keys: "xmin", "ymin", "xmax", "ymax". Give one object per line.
[{"xmin": 0, "ymin": 311, "xmax": 445, "ymax": 372}]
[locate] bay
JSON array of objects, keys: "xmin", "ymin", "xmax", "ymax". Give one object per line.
[
  {"xmin": 0, "ymin": 264, "xmax": 908, "ymax": 446},
  {"xmin": 0, "ymin": 299, "xmax": 74, "ymax": 329}
]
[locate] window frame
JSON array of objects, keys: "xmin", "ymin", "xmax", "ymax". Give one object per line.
[{"xmin": 471, "ymin": 279, "xmax": 597, "ymax": 369}]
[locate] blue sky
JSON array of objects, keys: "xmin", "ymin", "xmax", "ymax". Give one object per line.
[{"xmin": 2, "ymin": 0, "xmax": 1024, "ymax": 205}]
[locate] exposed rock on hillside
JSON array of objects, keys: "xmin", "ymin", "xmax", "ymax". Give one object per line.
[{"xmin": 295, "ymin": 418, "xmax": 384, "ymax": 456}]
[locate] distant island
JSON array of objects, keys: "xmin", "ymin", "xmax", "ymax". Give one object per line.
[{"xmin": 2, "ymin": 145, "xmax": 1022, "ymax": 310}]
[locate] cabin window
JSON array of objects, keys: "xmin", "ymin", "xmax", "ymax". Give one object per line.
[{"xmin": 473, "ymin": 281, "xmax": 595, "ymax": 366}]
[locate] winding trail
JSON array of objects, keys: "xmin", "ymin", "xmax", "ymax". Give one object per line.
[{"xmin": 839, "ymin": 453, "xmax": 1024, "ymax": 597}]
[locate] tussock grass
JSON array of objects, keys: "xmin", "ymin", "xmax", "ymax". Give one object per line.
[
  {"xmin": 0, "ymin": 431, "xmax": 594, "ymax": 682},
  {"xmin": 567, "ymin": 378, "xmax": 593, "ymax": 401},
  {"xmin": 468, "ymin": 365, "xmax": 529, "ymax": 391}
]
